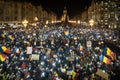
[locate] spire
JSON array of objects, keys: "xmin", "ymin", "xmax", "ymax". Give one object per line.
[
  {"xmin": 61, "ymin": 6, "xmax": 69, "ymax": 22},
  {"xmin": 64, "ymin": 6, "xmax": 66, "ymax": 10},
  {"xmin": 63, "ymin": 6, "xmax": 67, "ymax": 14}
]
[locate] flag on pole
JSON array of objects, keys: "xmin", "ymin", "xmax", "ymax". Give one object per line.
[
  {"xmin": 64, "ymin": 30, "xmax": 70, "ymax": 37},
  {"xmin": 5, "ymin": 48, "xmax": 11, "ymax": 54},
  {"xmin": 103, "ymin": 46, "xmax": 115, "ymax": 60},
  {"xmin": 96, "ymin": 33, "xmax": 101, "ymax": 39},
  {"xmin": 100, "ymin": 54, "xmax": 111, "ymax": 64},
  {"xmin": 0, "ymin": 31, "xmax": 6, "ymax": 38},
  {"xmin": 24, "ymin": 39, "xmax": 30, "ymax": 45},
  {"xmin": 14, "ymin": 47, "xmax": 20, "ymax": 54},
  {"xmin": 77, "ymin": 43, "xmax": 83, "ymax": 51},
  {"xmin": 0, "ymin": 46, "xmax": 7, "ymax": 52},
  {"xmin": 0, "ymin": 53, "xmax": 7, "ymax": 62},
  {"xmin": 8, "ymin": 35, "xmax": 15, "ymax": 40},
  {"xmin": 0, "ymin": 46, "xmax": 11, "ymax": 54}
]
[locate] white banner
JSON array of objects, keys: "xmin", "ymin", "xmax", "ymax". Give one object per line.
[
  {"xmin": 67, "ymin": 71, "xmax": 72, "ymax": 75},
  {"xmin": 53, "ymin": 55, "xmax": 57, "ymax": 58},
  {"xmin": 86, "ymin": 41, "xmax": 92, "ymax": 48},
  {"xmin": 30, "ymin": 54, "xmax": 39, "ymax": 60},
  {"xmin": 96, "ymin": 69, "xmax": 109, "ymax": 80},
  {"xmin": 27, "ymin": 47, "xmax": 33, "ymax": 54},
  {"xmin": 61, "ymin": 68, "xmax": 66, "ymax": 73},
  {"xmin": 68, "ymin": 57, "xmax": 74, "ymax": 61}
]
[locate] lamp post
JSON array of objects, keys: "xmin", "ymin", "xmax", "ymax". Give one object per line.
[
  {"xmin": 46, "ymin": 20, "xmax": 49, "ymax": 24},
  {"xmin": 77, "ymin": 20, "xmax": 80, "ymax": 24},
  {"xmin": 34, "ymin": 17, "xmax": 38, "ymax": 22},
  {"xmin": 34, "ymin": 17, "xmax": 38, "ymax": 26},
  {"xmin": 22, "ymin": 19, "xmax": 28, "ymax": 28},
  {"xmin": 22, "ymin": 0, "xmax": 28, "ymax": 28},
  {"xmin": 89, "ymin": 19, "xmax": 94, "ymax": 27}
]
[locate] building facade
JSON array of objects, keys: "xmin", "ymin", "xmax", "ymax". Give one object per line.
[
  {"xmin": 81, "ymin": 7, "xmax": 88, "ymax": 23},
  {"xmin": 61, "ymin": 7, "xmax": 69, "ymax": 22},
  {"xmin": 88, "ymin": 0, "xmax": 120, "ymax": 29},
  {"xmin": 0, "ymin": 0, "xmax": 57, "ymax": 23}
]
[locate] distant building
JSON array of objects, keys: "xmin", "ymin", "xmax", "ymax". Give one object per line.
[
  {"xmin": 0, "ymin": 0, "xmax": 57, "ymax": 23},
  {"xmin": 81, "ymin": 6, "xmax": 88, "ymax": 23},
  {"xmin": 61, "ymin": 7, "xmax": 69, "ymax": 22},
  {"xmin": 88, "ymin": 0, "xmax": 120, "ymax": 29}
]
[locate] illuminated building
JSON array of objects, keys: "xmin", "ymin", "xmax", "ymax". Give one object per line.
[
  {"xmin": 61, "ymin": 7, "xmax": 69, "ymax": 22},
  {"xmin": 88, "ymin": 0, "xmax": 120, "ymax": 29},
  {"xmin": 0, "ymin": 0, "xmax": 57, "ymax": 23}
]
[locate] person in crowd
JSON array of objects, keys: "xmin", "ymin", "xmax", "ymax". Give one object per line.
[{"xmin": 0, "ymin": 23, "xmax": 119, "ymax": 80}]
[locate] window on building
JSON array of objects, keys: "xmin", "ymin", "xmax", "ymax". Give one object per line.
[
  {"xmin": 105, "ymin": 23, "xmax": 108, "ymax": 25},
  {"xmin": 15, "ymin": 10, "xmax": 18, "ymax": 14},
  {"xmin": 101, "ymin": 20, "xmax": 103, "ymax": 22},
  {"xmin": 115, "ymin": 4, "xmax": 117, "ymax": 7},
  {"xmin": 101, "ymin": 8, "xmax": 103, "ymax": 10},
  {"xmin": 105, "ymin": 20, "xmax": 108, "ymax": 22},
  {"xmin": 108, "ymin": 14, "xmax": 110, "ymax": 18},
  {"xmin": 1, "ymin": 17, "xmax": 3, "ymax": 20},
  {"xmin": 105, "ymin": 8, "xmax": 108, "ymax": 10},
  {"xmin": 105, "ymin": 2, "xmax": 108, "ymax": 5},
  {"xmin": 6, "ymin": 11, "xmax": 9, "ymax": 14},
  {"xmin": 6, "ymin": 17, "xmax": 9, "ymax": 21},
  {"xmin": 111, "ymin": 12, "xmax": 114, "ymax": 14},
  {"xmin": 15, "ymin": 17, "xmax": 18, "ymax": 21},
  {"xmin": 101, "ymin": 1, "xmax": 103, "ymax": 6},
  {"xmin": 118, "ymin": 6, "xmax": 120, "ymax": 9},
  {"xmin": 0, "ymin": 8, "xmax": 3, "ymax": 15}
]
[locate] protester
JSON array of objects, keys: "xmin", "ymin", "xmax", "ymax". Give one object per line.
[{"xmin": 0, "ymin": 23, "xmax": 120, "ymax": 80}]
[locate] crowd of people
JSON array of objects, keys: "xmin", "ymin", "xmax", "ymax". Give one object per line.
[{"xmin": 0, "ymin": 23, "xmax": 120, "ymax": 80}]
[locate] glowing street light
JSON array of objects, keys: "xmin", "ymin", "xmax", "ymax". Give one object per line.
[
  {"xmin": 46, "ymin": 20, "xmax": 49, "ymax": 24},
  {"xmin": 34, "ymin": 17, "xmax": 38, "ymax": 22},
  {"xmin": 22, "ymin": 19, "xmax": 28, "ymax": 27},
  {"xmin": 44, "ymin": 25, "xmax": 47, "ymax": 28},
  {"xmin": 77, "ymin": 20, "xmax": 80, "ymax": 24},
  {"xmin": 51, "ymin": 21, "xmax": 54, "ymax": 24},
  {"xmin": 89, "ymin": 19, "xmax": 94, "ymax": 27}
]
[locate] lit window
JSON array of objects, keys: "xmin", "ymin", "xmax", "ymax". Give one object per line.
[
  {"xmin": 111, "ymin": 12, "xmax": 114, "ymax": 14},
  {"xmin": 105, "ymin": 2, "xmax": 108, "ymax": 5},
  {"xmin": 105, "ymin": 8, "xmax": 107, "ymax": 10}
]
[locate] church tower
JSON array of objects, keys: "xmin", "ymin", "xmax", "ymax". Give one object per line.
[{"xmin": 61, "ymin": 7, "xmax": 69, "ymax": 22}]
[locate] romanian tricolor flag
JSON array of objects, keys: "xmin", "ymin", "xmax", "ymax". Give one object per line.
[
  {"xmin": 0, "ymin": 46, "xmax": 11, "ymax": 54},
  {"xmin": 0, "ymin": 31, "xmax": 6, "ymax": 38},
  {"xmin": 24, "ymin": 40, "xmax": 30, "ymax": 45},
  {"xmin": 8, "ymin": 35, "xmax": 15, "ymax": 40},
  {"xmin": 5, "ymin": 48, "xmax": 11, "ymax": 54},
  {"xmin": 0, "ymin": 53, "xmax": 7, "ymax": 62},
  {"xmin": 0, "ymin": 46, "xmax": 7, "ymax": 52},
  {"xmin": 14, "ymin": 47, "xmax": 20, "ymax": 54},
  {"xmin": 77, "ymin": 43, "xmax": 83, "ymax": 51},
  {"xmin": 96, "ymin": 33, "xmax": 101, "ymax": 39},
  {"xmin": 103, "ymin": 46, "xmax": 115, "ymax": 60},
  {"xmin": 100, "ymin": 54, "xmax": 111, "ymax": 64},
  {"xmin": 64, "ymin": 30, "xmax": 70, "ymax": 37}
]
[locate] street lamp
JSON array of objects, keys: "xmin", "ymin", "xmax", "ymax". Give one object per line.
[
  {"xmin": 46, "ymin": 20, "xmax": 49, "ymax": 24},
  {"xmin": 34, "ymin": 17, "xmax": 38, "ymax": 22},
  {"xmin": 89, "ymin": 19, "xmax": 94, "ymax": 27},
  {"xmin": 34, "ymin": 17, "xmax": 38, "ymax": 27},
  {"xmin": 51, "ymin": 21, "xmax": 54, "ymax": 24},
  {"xmin": 77, "ymin": 20, "xmax": 80, "ymax": 24},
  {"xmin": 44, "ymin": 24, "xmax": 47, "ymax": 28},
  {"xmin": 22, "ymin": 19, "xmax": 28, "ymax": 27}
]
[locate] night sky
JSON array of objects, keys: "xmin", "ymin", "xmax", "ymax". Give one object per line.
[{"xmin": 20, "ymin": 0, "xmax": 92, "ymax": 19}]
